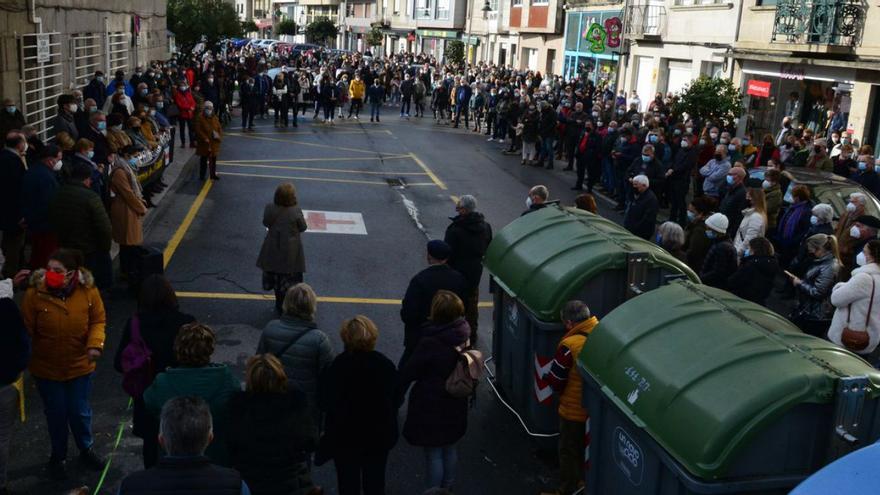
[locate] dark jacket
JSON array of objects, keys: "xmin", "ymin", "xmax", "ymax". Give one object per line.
[
  {"xmin": 624, "ymin": 189, "xmax": 659, "ymax": 240},
  {"xmin": 257, "ymin": 317, "xmax": 334, "ymax": 407},
  {"xmin": 83, "ymin": 79, "xmax": 107, "ymax": 110},
  {"xmin": 53, "ymin": 111, "xmax": 79, "ymax": 141},
  {"xmin": 399, "ymin": 318, "xmax": 470, "ymax": 447},
  {"xmin": 669, "ymin": 146, "xmax": 697, "ymax": 182},
  {"xmin": 0, "ymin": 280, "xmax": 30, "ymax": 386},
  {"xmin": 20, "ymin": 163, "xmax": 60, "ymax": 234},
  {"xmin": 0, "ymin": 109, "xmax": 25, "ymax": 139},
  {"xmin": 227, "ymin": 389, "xmax": 317, "ymax": 495},
  {"xmin": 400, "ymin": 264, "xmax": 468, "ymax": 349},
  {"xmin": 719, "ymin": 183, "xmax": 748, "ymax": 238},
  {"xmin": 118, "ymin": 456, "xmax": 245, "ymax": 495},
  {"xmin": 113, "ymin": 308, "xmax": 196, "ymax": 438},
  {"xmin": 48, "ymin": 182, "xmax": 112, "ymax": 255},
  {"xmin": 0, "ymin": 148, "xmax": 26, "ymax": 231},
  {"xmin": 521, "ymin": 202, "xmax": 548, "ymax": 216},
  {"xmin": 562, "ymin": 110, "xmax": 587, "ymax": 139},
  {"xmin": 256, "ymin": 204, "xmax": 307, "ymax": 275},
  {"xmin": 444, "ymin": 212, "xmax": 493, "ymax": 289},
  {"xmin": 539, "ymin": 109, "xmax": 558, "ymax": 139},
  {"xmin": 855, "ymin": 170, "xmax": 880, "ymax": 198},
  {"xmin": 239, "ymin": 82, "xmax": 261, "ymax": 109},
  {"xmin": 81, "ymin": 125, "xmax": 111, "ymax": 166},
  {"xmin": 454, "ymin": 84, "xmax": 472, "ymax": 106},
  {"xmin": 367, "ymin": 84, "xmax": 385, "ymax": 105},
  {"xmin": 400, "ymin": 78, "xmax": 415, "ymax": 98},
  {"xmin": 700, "ymin": 237, "xmax": 738, "ymax": 290},
  {"xmin": 626, "ymin": 156, "xmax": 663, "ymax": 182},
  {"xmin": 319, "ymin": 350, "xmax": 399, "ymax": 456},
  {"xmin": 727, "ymin": 255, "xmax": 779, "ymax": 306},
  {"xmin": 790, "ymin": 222, "xmax": 834, "ymax": 276},
  {"xmin": 794, "ymin": 253, "xmax": 839, "ymax": 321},
  {"xmin": 684, "ymin": 219, "xmax": 712, "ymax": 281}
]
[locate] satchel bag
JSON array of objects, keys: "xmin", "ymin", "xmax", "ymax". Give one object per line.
[{"xmin": 841, "ymin": 276, "xmax": 876, "ymax": 352}]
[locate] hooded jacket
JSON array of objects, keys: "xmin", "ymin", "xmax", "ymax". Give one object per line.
[
  {"xmin": 20, "ymin": 268, "xmax": 105, "ymax": 381},
  {"xmin": 444, "ymin": 212, "xmax": 493, "ymax": 289},
  {"xmin": 399, "ymin": 318, "xmax": 470, "ymax": 447}
]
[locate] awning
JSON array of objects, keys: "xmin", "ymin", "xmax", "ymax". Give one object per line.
[
  {"xmin": 416, "ymin": 29, "xmax": 460, "ymax": 39},
  {"xmin": 255, "ymin": 19, "xmax": 273, "ymax": 29},
  {"xmin": 741, "ymin": 59, "xmax": 855, "ymax": 84}
]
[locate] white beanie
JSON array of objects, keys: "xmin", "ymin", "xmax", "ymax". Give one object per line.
[{"xmin": 705, "ymin": 213, "xmax": 729, "ymax": 234}]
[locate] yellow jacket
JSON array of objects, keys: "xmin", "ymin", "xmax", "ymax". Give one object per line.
[
  {"xmin": 349, "ymin": 79, "xmax": 366, "ymax": 100},
  {"xmin": 557, "ymin": 317, "xmax": 598, "ymax": 422}
]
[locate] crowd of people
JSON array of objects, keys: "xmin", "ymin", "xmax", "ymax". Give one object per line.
[{"xmin": 2, "ymin": 42, "xmax": 880, "ymax": 495}]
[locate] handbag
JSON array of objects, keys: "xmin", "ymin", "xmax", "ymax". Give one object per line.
[
  {"xmin": 841, "ymin": 276, "xmax": 876, "ymax": 352},
  {"xmin": 121, "ymin": 315, "xmax": 154, "ymax": 398}
]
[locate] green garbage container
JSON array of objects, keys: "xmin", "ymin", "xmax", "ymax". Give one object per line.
[
  {"xmin": 578, "ymin": 280, "xmax": 880, "ymax": 494},
  {"xmin": 484, "ymin": 205, "xmax": 698, "ymax": 435}
]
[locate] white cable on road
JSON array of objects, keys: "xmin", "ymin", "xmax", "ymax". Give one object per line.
[{"xmin": 483, "ymin": 359, "xmax": 560, "ymax": 438}]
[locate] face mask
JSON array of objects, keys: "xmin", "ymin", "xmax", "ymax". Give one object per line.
[
  {"xmin": 149, "ymin": 109, "xmax": 156, "ymax": 117},
  {"xmin": 686, "ymin": 127, "xmax": 693, "ymax": 134},
  {"xmin": 710, "ymin": 133, "xmax": 718, "ymax": 139},
  {"xmin": 681, "ymin": 139, "xmax": 690, "ymax": 149},
  {"xmin": 744, "ymin": 248, "xmax": 751, "ymax": 258},
  {"xmin": 45, "ymin": 270, "xmax": 66, "ymax": 289},
  {"xmin": 762, "ymin": 180, "xmax": 771, "ymax": 190},
  {"xmin": 875, "ymin": 165, "xmax": 880, "ymax": 174},
  {"xmin": 847, "ymin": 202, "xmax": 857, "ymax": 213},
  {"xmin": 810, "ymin": 215, "xmax": 819, "ymax": 226},
  {"xmin": 97, "ymin": 121, "xmax": 107, "ymax": 131},
  {"xmin": 597, "ymin": 121, "xmax": 604, "ymax": 127},
  {"xmin": 858, "ymin": 162, "xmax": 868, "ymax": 171},
  {"xmin": 687, "ymin": 210, "xmax": 696, "ymax": 222},
  {"xmin": 608, "ymin": 127, "xmax": 616, "ymax": 133},
  {"xmin": 851, "ymin": 226, "xmax": 861, "ymax": 238},
  {"xmin": 87, "ymin": 150, "xmax": 94, "ymax": 159},
  {"xmin": 112, "ymin": 125, "xmax": 122, "ymax": 131},
  {"xmin": 5, "ymin": 106, "xmax": 15, "ymax": 114},
  {"xmin": 116, "ymin": 89, "xmax": 124, "ymax": 95},
  {"xmin": 641, "ymin": 154, "xmax": 652, "ymax": 163},
  {"xmin": 620, "ymin": 136, "xmax": 627, "ymax": 143},
  {"xmin": 720, "ymin": 138, "xmax": 729, "ymax": 145},
  {"xmin": 179, "ymin": 86, "xmax": 188, "ymax": 92},
  {"xmin": 591, "ymin": 111, "xmax": 599, "ymax": 118},
  {"xmin": 648, "ymin": 135, "xmax": 658, "ymax": 144},
  {"xmin": 204, "ymin": 109, "xmax": 213, "ymax": 116},
  {"xmin": 728, "ymin": 144, "xmax": 736, "ymax": 152},
  {"xmin": 726, "ymin": 175, "xmax": 735, "ymax": 185},
  {"xmin": 52, "ymin": 160, "xmax": 63, "ymax": 172},
  {"xmin": 742, "ymin": 139, "xmax": 750, "ymax": 146},
  {"xmin": 655, "ymin": 233, "xmax": 663, "ymax": 245},
  {"xmin": 129, "ymin": 157, "xmax": 138, "ymax": 166},
  {"xmin": 617, "ymin": 109, "xmax": 624, "ymax": 115},
  {"xmin": 706, "ymin": 230, "xmax": 717, "ymax": 239},
  {"xmin": 526, "ymin": 196, "xmax": 533, "ymax": 208},
  {"xmin": 88, "ymin": 106, "xmax": 97, "ymax": 113},
  {"xmin": 674, "ymin": 129, "xmax": 681, "ymax": 135},
  {"xmin": 714, "ymin": 153, "xmax": 723, "ymax": 161},
  {"xmin": 67, "ymin": 104, "xmax": 78, "ymax": 113},
  {"xmin": 96, "ymin": 76, "xmax": 104, "ymax": 83},
  {"xmin": 699, "ymin": 139, "xmax": 706, "ymax": 146},
  {"xmin": 857, "ymin": 251, "xmax": 868, "ymax": 267},
  {"xmin": 140, "ymin": 89, "xmax": 148, "ymax": 96}
]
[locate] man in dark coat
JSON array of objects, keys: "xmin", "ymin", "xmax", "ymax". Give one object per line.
[
  {"xmin": 0, "ymin": 99, "xmax": 26, "ymax": 138},
  {"xmin": 48, "ymin": 160, "xmax": 113, "ymax": 288},
  {"xmin": 399, "ymin": 240, "xmax": 467, "ymax": 366},
  {"xmin": 719, "ymin": 167, "xmax": 748, "ymax": 238},
  {"xmin": 0, "ymin": 134, "xmax": 28, "ymax": 278},
  {"xmin": 623, "ymin": 175, "xmax": 659, "ymax": 240},
  {"xmin": 560, "ymin": 102, "xmax": 588, "ymax": 171},
  {"xmin": 118, "ymin": 397, "xmax": 250, "ymax": 495},
  {"xmin": 573, "ymin": 122, "xmax": 602, "ymax": 192},
  {"xmin": 82, "ymin": 71, "xmax": 107, "ymax": 110},
  {"xmin": 444, "ymin": 195, "xmax": 493, "ymax": 343},
  {"xmin": 239, "ymin": 77, "xmax": 259, "ymax": 132},
  {"xmin": 667, "ymin": 136, "xmax": 697, "ymax": 225}
]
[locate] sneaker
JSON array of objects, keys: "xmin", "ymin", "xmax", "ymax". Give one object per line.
[
  {"xmin": 497, "ymin": 139, "xmax": 504, "ymax": 144},
  {"xmin": 48, "ymin": 459, "xmax": 68, "ymax": 481},
  {"xmin": 406, "ymin": 113, "xmax": 410, "ymax": 117},
  {"xmin": 487, "ymin": 137, "xmax": 494, "ymax": 142},
  {"xmin": 79, "ymin": 448, "xmax": 105, "ymax": 471},
  {"xmin": 354, "ymin": 116, "xmax": 359, "ymax": 120}
]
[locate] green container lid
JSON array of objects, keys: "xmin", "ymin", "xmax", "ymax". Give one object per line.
[
  {"xmin": 484, "ymin": 205, "xmax": 699, "ymax": 321},
  {"xmin": 579, "ymin": 280, "xmax": 880, "ymax": 479}
]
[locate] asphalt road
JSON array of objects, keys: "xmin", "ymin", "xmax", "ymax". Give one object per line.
[{"xmin": 8, "ymin": 107, "xmax": 626, "ymax": 495}]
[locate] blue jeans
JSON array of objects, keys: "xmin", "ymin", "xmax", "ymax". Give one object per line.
[
  {"xmin": 424, "ymin": 444, "xmax": 457, "ymax": 489},
  {"xmin": 602, "ymin": 157, "xmax": 614, "ymax": 190},
  {"xmin": 371, "ymin": 102, "xmax": 381, "ymax": 120},
  {"xmin": 540, "ymin": 137, "xmax": 555, "ymax": 162},
  {"xmin": 35, "ymin": 373, "xmax": 94, "ymax": 461}
]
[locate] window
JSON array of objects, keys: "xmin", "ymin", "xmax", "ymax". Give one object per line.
[
  {"xmin": 532, "ymin": 0, "xmax": 549, "ymax": 5},
  {"xmin": 673, "ymin": 0, "xmax": 727, "ymax": 5},
  {"xmin": 437, "ymin": 0, "xmax": 449, "ymax": 19},
  {"xmin": 394, "ymin": 0, "xmax": 400, "ymax": 14},
  {"xmin": 755, "ymin": 0, "xmax": 777, "ymax": 5},
  {"xmin": 512, "ymin": 0, "xmax": 522, "ymax": 7},
  {"xmin": 416, "ymin": 0, "xmax": 432, "ymax": 18}
]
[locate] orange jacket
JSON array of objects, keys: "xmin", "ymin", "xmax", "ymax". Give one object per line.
[
  {"xmin": 21, "ymin": 269, "xmax": 106, "ymax": 381},
  {"xmin": 557, "ymin": 317, "xmax": 598, "ymax": 422}
]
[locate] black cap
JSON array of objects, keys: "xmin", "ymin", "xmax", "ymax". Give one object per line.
[
  {"xmin": 856, "ymin": 215, "xmax": 880, "ymax": 230},
  {"xmin": 427, "ymin": 240, "xmax": 451, "ymax": 260}
]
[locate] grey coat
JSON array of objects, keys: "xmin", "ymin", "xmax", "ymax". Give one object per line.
[
  {"xmin": 257, "ymin": 316, "xmax": 334, "ymax": 407},
  {"xmin": 794, "ymin": 253, "xmax": 839, "ymax": 320},
  {"xmin": 53, "ymin": 111, "xmax": 79, "ymax": 141},
  {"xmin": 256, "ymin": 204, "xmax": 307, "ymax": 274}
]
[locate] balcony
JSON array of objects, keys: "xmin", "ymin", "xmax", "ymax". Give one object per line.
[
  {"xmin": 772, "ymin": 0, "xmax": 865, "ymax": 46},
  {"xmin": 624, "ymin": 4, "xmax": 666, "ymax": 38}
]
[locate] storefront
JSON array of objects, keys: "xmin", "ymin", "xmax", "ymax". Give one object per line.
[
  {"xmin": 461, "ymin": 34, "xmax": 483, "ymax": 64},
  {"xmin": 739, "ymin": 59, "xmax": 855, "ymax": 141},
  {"xmin": 562, "ymin": 9, "xmax": 623, "ymax": 85},
  {"xmin": 416, "ymin": 29, "xmax": 460, "ymax": 61}
]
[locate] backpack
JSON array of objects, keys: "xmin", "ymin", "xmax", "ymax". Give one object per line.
[
  {"xmin": 121, "ymin": 315, "xmax": 153, "ymax": 398},
  {"xmin": 445, "ymin": 346, "xmax": 484, "ymax": 399}
]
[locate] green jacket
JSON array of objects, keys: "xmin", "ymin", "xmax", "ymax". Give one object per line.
[
  {"xmin": 48, "ymin": 182, "xmax": 112, "ymax": 254},
  {"xmin": 144, "ymin": 364, "xmax": 241, "ymax": 466}
]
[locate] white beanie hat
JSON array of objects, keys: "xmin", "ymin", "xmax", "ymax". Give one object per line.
[{"xmin": 705, "ymin": 213, "xmax": 729, "ymax": 234}]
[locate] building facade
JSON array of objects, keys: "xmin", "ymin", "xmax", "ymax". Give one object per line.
[
  {"xmin": 562, "ymin": 2, "xmax": 624, "ymax": 84},
  {"xmin": 508, "ymin": 0, "xmax": 564, "ymax": 74},
  {"xmin": 0, "ymin": 0, "xmax": 168, "ymax": 140},
  {"xmin": 732, "ymin": 0, "xmax": 877, "ymax": 145}
]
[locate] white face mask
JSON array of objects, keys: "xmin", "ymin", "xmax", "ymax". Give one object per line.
[
  {"xmin": 847, "ymin": 202, "xmax": 857, "ymax": 213},
  {"xmin": 857, "ymin": 251, "xmax": 868, "ymax": 266},
  {"xmin": 851, "ymin": 226, "xmax": 861, "ymax": 239},
  {"xmin": 526, "ymin": 196, "xmax": 533, "ymax": 208},
  {"xmin": 761, "ymin": 180, "xmax": 771, "ymax": 190},
  {"xmin": 52, "ymin": 160, "xmax": 63, "ymax": 172}
]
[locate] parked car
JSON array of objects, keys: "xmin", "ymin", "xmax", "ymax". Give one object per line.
[{"xmin": 749, "ymin": 167, "xmax": 880, "ymax": 219}]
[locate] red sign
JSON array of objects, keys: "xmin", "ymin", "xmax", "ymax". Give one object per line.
[{"xmin": 746, "ymin": 80, "xmax": 771, "ymax": 98}]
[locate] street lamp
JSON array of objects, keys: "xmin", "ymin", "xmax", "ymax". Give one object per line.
[{"xmin": 481, "ymin": 0, "xmax": 491, "ymax": 19}]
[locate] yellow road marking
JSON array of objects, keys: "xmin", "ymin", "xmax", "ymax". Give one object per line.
[
  {"xmin": 229, "ymin": 129, "xmax": 394, "ymax": 136},
  {"xmin": 225, "ymin": 132, "xmax": 382, "ymax": 155},
  {"xmin": 163, "ymin": 180, "xmax": 213, "ymax": 269},
  {"xmin": 450, "ymin": 195, "xmax": 459, "ymax": 204},
  {"xmin": 218, "ymin": 162, "xmax": 430, "ymax": 175},
  {"xmin": 176, "ymin": 291, "xmax": 492, "ymax": 307},
  {"xmin": 408, "ymin": 153, "xmax": 447, "ymax": 190},
  {"xmin": 217, "ymin": 171, "xmax": 438, "ymax": 186},
  {"xmin": 218, "ymin": 155, "xmax": 411, "ymax": 164}
]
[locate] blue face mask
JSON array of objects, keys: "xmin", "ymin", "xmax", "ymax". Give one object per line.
[
  {"xmin": 875, "ymin": 165, "xmax": 880, "ymax": 174},
  {"xmin": 128, "ymin": 157, "xmax": 138, "ymax": 166},
  {"xmin": 655, "ymin": 233, "xmax": 663, "ymax": 245},
  {"xmin": 810, "ymin": 215, "xmax": 818, "ymax": 226},
  {"xmin": 743, "ymin": 248, "xmax": 751, "ymax": 258},
  {"xmin": 648, "ymin": 135, "xmax": 658, "ymax": 143},
  {"xmin": 641, "ymin": 154, "xmax": 651, "ymax": 163},
  {"xmin": 742, "ymin": 139, "xmax": 750, "ymax": 146},
  {"xmin": 97, "ymin": 121, "xmax": 107, "ymax": 131},
  {"xmin": 687, "ymin": 210, "xmax": 696, "ymax": 222},
  {"xmin": 87, "ymin": 150, "xmax": 94, "ymax": 159},
  {"xmin": 706, "ymin": 230, "xmax": 717, "ymax": 239},
  {"xmin": 858, "ymin": 162, "xmax": 868, "ymax": 171},
  {"xmin": 726, "ymin": 175, "xmax": 735, "ymax": 185}
]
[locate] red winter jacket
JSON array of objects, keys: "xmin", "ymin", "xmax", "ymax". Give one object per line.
[{"xmin": 173, "ymin": 89, "xmax": 197, "ymax": 120}]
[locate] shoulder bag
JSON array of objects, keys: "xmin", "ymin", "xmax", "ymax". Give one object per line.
[{"xmin": 841, "ymin": 276, "xmax": 876, "ymax": 352}]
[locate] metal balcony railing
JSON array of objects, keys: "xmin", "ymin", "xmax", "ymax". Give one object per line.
[
  {"xmin": 624, "ymin": 4, "xmax": 666, "ymax": 37},
  {"xmin": 772, "ymin": 0, "xmax": 866, "ymax": 46}
]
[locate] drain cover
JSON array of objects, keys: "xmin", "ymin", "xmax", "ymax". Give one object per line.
[{"xmin": 386, "ymin": 178, "xmax": 407, "ymax": 187}]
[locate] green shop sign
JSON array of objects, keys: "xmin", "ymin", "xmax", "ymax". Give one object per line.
[{"xmin": 416, "ymin": 29, "xmax": 460, "ymax": 39}]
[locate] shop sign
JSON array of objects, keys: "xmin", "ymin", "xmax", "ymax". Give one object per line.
[
  {"xmin": 582, "ymin": 16, "xmax": 622, "ymax": 54},
  {"xmin": 416, "ymin": 29, "xmax": 459, "ymax": 39},
  {"xmin": 746, "ymin": 80, "xmax": 771, "ymax": 98},
  {"xmin": 780, "ymin": 63, "xmax": 806, "ymax": 81}
]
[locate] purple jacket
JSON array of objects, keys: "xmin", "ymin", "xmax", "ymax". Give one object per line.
[{"xmin": 399, "ymin": 317, "xmax": 470, "ymax": 447}]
